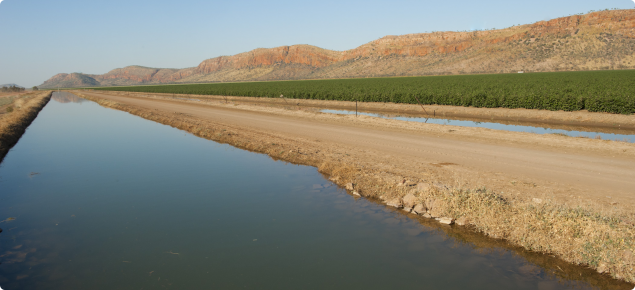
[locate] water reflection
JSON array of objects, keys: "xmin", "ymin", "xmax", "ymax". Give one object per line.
[
  {"xmin": 321, "ymin": 109, "xmax": 635, "ymax": 143},
  {"xmin": 0, "ymin": 93, "xmax": 631, "ymax": 289},
  {"xmin": 51, "ymin": 92, "xmax": 86, "ymax": 104}
]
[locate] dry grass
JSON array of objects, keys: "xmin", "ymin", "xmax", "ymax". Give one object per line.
[
  {"xmin": 0, "ymin": 92, "xmax": 52, "ymax": 163},
  {"xmin": 319, "ymin": 161, "xmax": 635, "ymax": 284},
  {"xmin": 424, "ymin": 187, "xmax": 634, "ymax": 278},
  {"xmin": 77, "ymin": 92, "xmax": 635, "ymax": 285}
]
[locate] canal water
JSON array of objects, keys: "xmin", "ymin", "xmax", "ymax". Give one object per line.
[
  {"xmin": 0, "ymin": 92, "xmax": 630, "ymax": 289},
  {"xmin": 321, "ymin": 109, "xmax": 635, "ymax": 143}
]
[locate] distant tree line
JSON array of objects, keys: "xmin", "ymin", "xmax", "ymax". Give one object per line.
[{"xmin": 1, "ymin": 85, "xmax": 25, "ymax": 93}]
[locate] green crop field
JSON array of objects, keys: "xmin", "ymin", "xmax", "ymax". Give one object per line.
[{"xmin": 93, "ymin": 70, "xmax": 635, "ymax": 114}]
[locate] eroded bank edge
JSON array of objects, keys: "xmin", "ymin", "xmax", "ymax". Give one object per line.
[
  {"xmin": 74, "ymin": 91, "xmax": 635, "ymax": 286},
  {"xmin": 0, "ymin": 91, "xmax": 52, "ymax": 163}
]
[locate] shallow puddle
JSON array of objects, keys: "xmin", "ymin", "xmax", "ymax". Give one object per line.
[
  {"xmin": 321, "ymin": 109, "xmax": 635, "ymax": 143},
  {"xmin": 0, "ymin": 92, "xmax": 630, "ymax": 289}
]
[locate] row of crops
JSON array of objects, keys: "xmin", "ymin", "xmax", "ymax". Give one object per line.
[{"xmin": 93, "ymin": 70, "xmax": 635, "ymax": 114}]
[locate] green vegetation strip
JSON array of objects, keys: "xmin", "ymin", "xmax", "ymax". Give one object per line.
[{"xmin": 94, "ymin": 70, "xmax": 635, "ymax": 114}]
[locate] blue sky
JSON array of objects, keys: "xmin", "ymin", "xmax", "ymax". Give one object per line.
[{"xmin": 0, "ymin": 0, "xmax": 633, "ymax": 87}]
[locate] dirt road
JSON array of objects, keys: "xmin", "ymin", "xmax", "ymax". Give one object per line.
[{"xmin": 82, "ymin": 91, "xmax": 635, "ymax": 209}]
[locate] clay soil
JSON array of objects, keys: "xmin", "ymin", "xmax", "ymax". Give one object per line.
[{"xmin": 76, "ymin": 90, "xmax": 635, "ymax": 284}]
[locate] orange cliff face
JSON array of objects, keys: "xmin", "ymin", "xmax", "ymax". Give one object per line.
[
  {"xmin": 196, "ymin": 34, "xmax": 485, "ymax": 74},
  {"xmin": 194, "ymin": 30, "xmax": 522, "ymax": 74},
  {"xmin": 521, "ymin": 11, "xmax": 635, "ymax": 39},
  {"xmin": 196, "ymin": 45, "xmax": 342, "ymax": 74},
  {"xmin": 345, "ymin": 32, "xmax": 481, "ymax": 58},
  {"xmin": 95, "ymin": 66, "xmax": 197, "ymax": 85},
  {"xmin": 96, "ymin": 66, "xmax": 160, "ymax": 83},
  {"xmin": 39, "ymin": 9, "xmax": 635, "ymax": 88},
  {"xmin": 346, "ymin": 9, "xmax": 635, "ymax": 58}
]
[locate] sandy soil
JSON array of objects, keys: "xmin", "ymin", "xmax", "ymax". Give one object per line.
[{"xmin": 81, "ymin": 91, "xmax": 635, "ymax": 211}]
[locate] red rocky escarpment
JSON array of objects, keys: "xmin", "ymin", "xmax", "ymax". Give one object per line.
[
  {"xmin": 94, "ymin": 66, "xmax": 197, "ymax": 86},
  {"xmin": 40, "ymin": 9, "xmax": 635, "ymax": 88},
  {"xmin": 196, "ymin": 45, "xmax": 341, "ymax": 74}
]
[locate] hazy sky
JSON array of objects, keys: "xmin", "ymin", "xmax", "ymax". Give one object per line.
[{"xmin": 1, "ymin": 0, "xmax": 633, "ymax": 87}]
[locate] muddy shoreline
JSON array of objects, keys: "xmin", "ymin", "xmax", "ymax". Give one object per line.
[{"xmin": 75, "ymin": 90, "xmax": 635, "ymax": 286}]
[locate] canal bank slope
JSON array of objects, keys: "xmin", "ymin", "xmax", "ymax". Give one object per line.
[
  {"xmin": 76, "ymin": 90, "xmax": 635, "ymax": 284},
  {"xmin": 0, "ymin": 91, "xmax": 52, "ymax": 163}
]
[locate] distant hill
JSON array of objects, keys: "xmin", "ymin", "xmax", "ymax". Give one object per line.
[
  {"xmin": 39, "ymin": 73, "xmax": 100, "ymax": 89},
  {"xmin": 40, "ymin": 9, "xmax": 635, "ymax": 88}
]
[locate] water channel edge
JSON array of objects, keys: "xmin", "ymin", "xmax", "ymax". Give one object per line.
[{"xmin": 71, "ymin": 91, "xmax": 635, "ymax": 287}]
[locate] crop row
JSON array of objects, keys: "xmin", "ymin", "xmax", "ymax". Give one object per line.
[{"xmin": 94, "ymin": 70, "xmax": 635, "ymax": 114}]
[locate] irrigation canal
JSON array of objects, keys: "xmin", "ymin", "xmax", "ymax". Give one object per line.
[
  {"xmin": 0, "ymin": 92, "xmax": 630, "ymax": 289},
  {"xmin": 321, "ymin": 110, "xmax": 635, "ymax": 143}
]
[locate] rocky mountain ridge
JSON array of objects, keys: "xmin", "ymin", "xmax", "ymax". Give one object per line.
[{"xmin": 40, "ymin": 9, "xmax": 635, "ymax": 88}]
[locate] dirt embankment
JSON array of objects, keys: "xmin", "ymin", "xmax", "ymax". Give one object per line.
[
  {"xmin": 76, "ymin": 90, "xmax": 635, "ymax": 285},
  {"xmin": 0, "ymin": 91, "xmax": 52, "ymax": 163}
]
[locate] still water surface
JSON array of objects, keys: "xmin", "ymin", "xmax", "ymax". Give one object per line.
[
  {"xmin": 0, "ymin": 93, "xmax": 629, "ymax": 289},
  {"xmin": 321, "ymin": 109, "xmax": 635, "ymax": 143}
]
